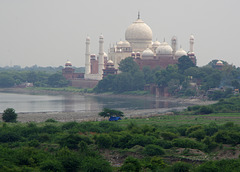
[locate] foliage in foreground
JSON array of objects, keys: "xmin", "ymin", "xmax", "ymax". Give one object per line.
[
  {"xmin": 1, "ymin": 113, "xmax": 240, "ymax": 171},
  {"xmin": 2, "ymin": 108, "xmax": 17, "ymax": 123}
]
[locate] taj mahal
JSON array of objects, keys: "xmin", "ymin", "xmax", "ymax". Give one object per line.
[{"xmin": 63, "ymin": 13, "xmax": 196, "ymax": 83}]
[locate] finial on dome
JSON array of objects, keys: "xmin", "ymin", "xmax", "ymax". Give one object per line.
[
  {"xmin": 163, "ymin": 38, "xmax": 165, "ymax": 42},
  {"xmin": 138, "ymin": 11, "xmax": 140, "ymax": 19}
]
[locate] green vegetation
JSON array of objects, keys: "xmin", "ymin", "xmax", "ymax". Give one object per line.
[
  {"xmin": 2, "ymin": 108, "xmax": 18, "ymax": 122},
  {"xmin": 1, "ymin": 97, "xmax": 240, "ymax": 171},
  {"xmin": 1, "ymin": 114, "xmax": 240, "ymax": 171},
  {"xmin": 94, "ymin": 57, "xmax": 240, "ymax": 99},
  {"xmin": 98, "ymin": 108, "xmax": 124, "ymax": 118}
]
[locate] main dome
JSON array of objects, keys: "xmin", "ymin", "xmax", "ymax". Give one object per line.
[
  {"xmin": 125, "ymin": 19, "xmax": 152, "ymax": 41},
  {"xmin": 125, "ymin": 17, "xmax": 152, "ymax": 51}
]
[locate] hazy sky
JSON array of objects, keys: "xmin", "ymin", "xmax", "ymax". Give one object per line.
[{"xmin": 0, "ymin": 0, "xmax": 239, "ymax": 67}]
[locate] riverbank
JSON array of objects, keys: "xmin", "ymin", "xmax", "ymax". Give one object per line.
[{"xmin": 0, "ymin": 88, "xmax": 216, "ymax": 123}]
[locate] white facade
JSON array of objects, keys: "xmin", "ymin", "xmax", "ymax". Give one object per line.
[{"xmin": 84, "ymin": 14, "xmax": 196, "ymax": 80}]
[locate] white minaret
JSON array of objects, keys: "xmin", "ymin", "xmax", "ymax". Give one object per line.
[
  {"xmin": 190, "ymin": 35, "xmax": 194, "ymax": 53},
  {"xmin": 171, "ymin": 36, "xmax": 177, "ymax": 56},
  {"xmin": 85, "ymin": 36, "xmax": 91, "ymax": 75},
  {"xmin": 98, "ymin": 34, "xmax": 104, "ymax": 76}
]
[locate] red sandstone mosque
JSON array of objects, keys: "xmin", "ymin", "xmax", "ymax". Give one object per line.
[{"xmin": 63, "ymin": 13, "xmax": 196, "ymax": 87}]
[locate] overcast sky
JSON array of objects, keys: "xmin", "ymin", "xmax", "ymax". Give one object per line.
[{"xmin": 0, "ymin": 0, "xmax": 239, "ymax": 67}]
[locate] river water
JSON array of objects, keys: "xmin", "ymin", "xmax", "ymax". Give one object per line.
[{"xmin": 0, "ymin": 92, "xmax": 187, "ymax": 113}]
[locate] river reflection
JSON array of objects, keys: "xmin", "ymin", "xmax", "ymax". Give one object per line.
[{"xmin": 0, "ymin": 92, "xmax": 182, "ymax": 113}]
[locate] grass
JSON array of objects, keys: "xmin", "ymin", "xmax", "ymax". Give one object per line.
[{"xmin": 117, "ymin": 113, "xmax": 240, "ymax": 127}]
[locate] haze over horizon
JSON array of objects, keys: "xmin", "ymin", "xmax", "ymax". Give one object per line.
[{"xmin": 0, "ymin": 0, "xmax": 239, "ymax": 68}]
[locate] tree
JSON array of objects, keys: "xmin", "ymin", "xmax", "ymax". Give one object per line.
[
  {"xmin": 47, "ymin": 73, "xmax": 69, "ymax": 87},
  {"xmin": 2, "ymin": 108, "xmax": 18, "ymax": 122},
  {"xmin": 118, "ymin": 57, "xmax": 140, "ymax": 74},
  {"xmin": 98, "ymin": 108, "xmax": 124, "ymax": 118},
  {"xmin": 178, "ymin": 56, "xmax": 195, "ymax": 73}
]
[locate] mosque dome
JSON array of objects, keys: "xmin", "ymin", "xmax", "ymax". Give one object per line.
[
  {"xmin": 175, "ymin": 48, "xmax": 187, "ymax": 59},
  {"xmin": 152, "ymin": 40, "xmax": 161, "ymax": 47},
  {"xmin": 156, "ymin": 42, "xmax": 173, "ymax": 55},
  {"xmin": 117, "ymin": 41, "xmax": 124, "ymax": 47},
  {"xmin": 125, "ymin": 15, "xmax": 152, "ymax": 51},
  {"xmin": 142, "ymin": 48, "xmax": 154, "ymax": 59},
  {"xmin": 122, "ymin": 41, "xmax": 131, "ymax": 47},
  {"xmin": 65, "ymin": 60, "xmax": 72, "ymax": 67},
  {"xmin": 216, "ymin": 60, "xmax": 224, "ymax": 66},
  {"xmin": 107, "ymin": 60, "xmax": 114, "ymax": 64}
]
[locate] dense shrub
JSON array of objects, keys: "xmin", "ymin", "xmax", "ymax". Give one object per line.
[
  {"xmin": 2, "ymin": 108, "xmax": 17, "ymax": 122},
  {"xmin": 171, "ymin": 162, "xmax": 192, "ymax": 172},
  {"xmin": 173, "ymin": 138, "xmax": 206, "ymax": 151},
  {"xmin": 0, "ymin": 131, "xmax": 21, "ymax": 143},
  {"xmin": 120, "ymin": 156, "xmax": 141, "ymax": 172},
  {"xmin": 161, "ymin": 131, "xmax": 178, "ymax": 140},
  {"xmin": 81, "ymin": 156, "xmax": 112, "ymax": 172},
  {"xmin": 95, "ymin": 134, "xmax": 112, "ymax": 148},
  {"xmin": 199, "ymin": 106, "xmax": 214, "ymax": 114},
  {"xmin": 144, "ymin": 144, "xmax": 165, "ymax": 156},
  {"xmin": 40, "ymin": 159, "xmax": 63, "ymax": 172}
]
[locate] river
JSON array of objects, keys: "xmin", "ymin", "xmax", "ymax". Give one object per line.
[{"xmin": 0, "ymin": 92, "xmax": 187, "ymax": 113}]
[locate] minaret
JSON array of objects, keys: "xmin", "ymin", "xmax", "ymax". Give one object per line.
[
  {"xmin": 171, "ymin": 36, "xmax": 177, "ymax": 56},
  {"xmin": 85, "ymin": 36, "xmax": 91, "ymax": 75},
  {"xmin": 98, "ymin": 34, "xmax": 104, "ymax": 77},
  {"xmin": 190, "ymin": 34, "xmax": 194, "ymax": 53}
]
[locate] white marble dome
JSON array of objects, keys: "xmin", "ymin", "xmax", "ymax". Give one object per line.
[
  {"xmin": 152, "ymin": 40, "xmax": 161, "ymax": 47},
  {"xmin": 156, "ymin": 42, "xmax": 173, "ymax": 55},
  {"xmin": 117, "ymin": 41, "xmax": 124, "ymax": 47},
  {"xmin": 175, "ymin": 48, "xmax": 187, "ymax": 59},
  {"xmin": 125, "ymin": 19, "xmax": 152, "ymax": 41},
  {"xmin": 125, "ymin": 17, "xmax": 152, "ymax": 51},
  {"xmin": 122, "ymin": 41, "xmax": 131, "ymax": 47},
  {"xmin": 142, "ymin": 48, "xmax": 154, "ymax": 59}
]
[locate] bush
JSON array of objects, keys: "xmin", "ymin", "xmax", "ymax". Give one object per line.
[
  {"xmin": 2, "ymin": 108, "xmax": 17, "ymax": 122},
  {"xmin": 45, "ymin": 118, "xmax": 58, "ymax": 123},
  {"xmin": 161, "ymin": 131, "xmax": 178, "ymax": 140},
  {"xmin": 120, "ymin": 156, "xmax": 141, "ymax": 172},
  {"xmin": 144, "ymin": 144, "xmax": 165, "ymax": 156},
  {"xmin": 95, "ymin": 134, "xmax": 112, "ymax": 148},
  {"xmin": 199, "ymin": 106, "xmax": 214, "ymax": 114},
  {"xmin": 171, "ymin": 162, "xmax": 192, "ymax": 172},
  {"xmin": 40, "ymin": 159, "xmax": 63, "ymax": 172}
]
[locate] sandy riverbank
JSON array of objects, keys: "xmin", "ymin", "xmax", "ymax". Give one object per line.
[{"xmin": 0, "ymin": 88, "xmax": 216, "ymax": 123}]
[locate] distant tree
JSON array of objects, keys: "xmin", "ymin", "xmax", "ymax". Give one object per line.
[
  {"xmin": 47, "ymin": 73, "xmax": 69, "ymax": 87},
  {"xmin": 2, "ymin": 108, "xmax": 17, "ymax": 122},
  {"xmin": 178, "ymin": 56, "xmax": 195, "ymax": 73},
  {"xmin": 118, "ymin": 57, "xmax": 140, "ymax": 74},
  {"xmin": 0, "ymin": 74, "xmax": 15, "ymax": 87},
  {"xmin": 98, "ymin": 108, "xmax": 124, "ymax": 118}
]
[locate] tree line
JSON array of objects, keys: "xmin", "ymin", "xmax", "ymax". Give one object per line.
[{"xmin": 94, "ymin": 56, "xmax": 240, "ymax": 99}]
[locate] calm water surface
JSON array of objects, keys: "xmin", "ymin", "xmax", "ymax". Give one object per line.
[{"xmin": 0, "ymin": 92, "xmax": 184, "ymax": 113}]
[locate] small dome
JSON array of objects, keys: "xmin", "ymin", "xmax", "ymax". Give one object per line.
[
  {"xmin": 216, "ymin": 60, "xmax": 224, "ymax": 66},
  {"xmin": 107, "ymin": 60, "xmax": 114, "ymax": 64},
  {"xmin": 117, "ymin": 41, "xmax": 124, "ymax": 47},
  {"xmin": 156, "ymin": 42, "xmax": 173, "ymax": 55},
  {"xmin": 99, "ymin": 34, "xmax": 104, "ymax": 39},
  {"xmin": 65, "ymin": 60, "xmax": 72, "ymax": 67},
  {"xmin": 175, "ymin": 48, "xmax": 187, "ymax": 58},
  {"xmin": 142, "ymin": 48, "xmax": 154, "ymax": 59},
  {"xmin": 152, "ymin": 40, "xmax": 161, "ymax": 47},
  {"xmin": 122, "ymin": 41, "xmax": 131, "ymax": 47},
  {"xmin": 190, "ymin": 35, "xmax": 194, "ymax": 40}
]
